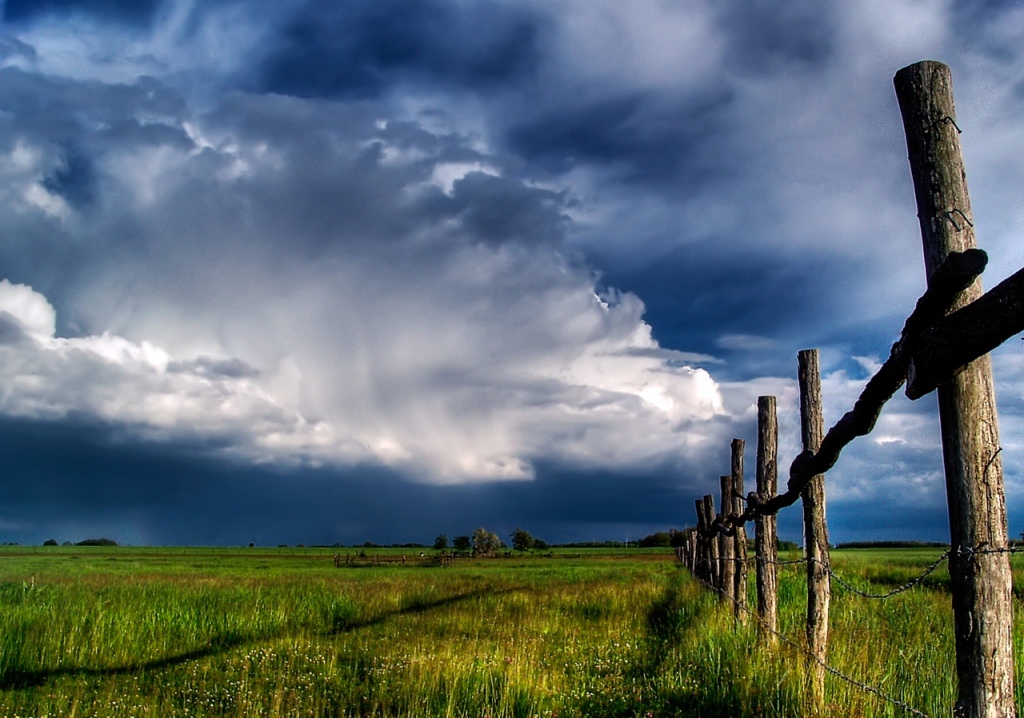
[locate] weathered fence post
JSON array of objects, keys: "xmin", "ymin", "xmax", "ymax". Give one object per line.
[
  {"xmin": 895, "ymin": 60, "xmax": 1016, "ymax": 718},
  {"xmin": 719, "ymin": 474, "xmax": 736, "ymax": 603},
  {"xmin": 731, "ymin": 438, "xmax": 749, "ymax": 621},
  {"xmin": 695, "ymin": 499, "xmax": 709, "ymax": 584},
  {"xmin": 755, "ymin": 395, "xmax": 779, "ymax": 641},
  {"xmin": 703, "ymin": 494, "xmax": 721, "ymax": 592},
  {"xmin": 799, "ymin": 349, "xmax": 830, "ymax": 709}
]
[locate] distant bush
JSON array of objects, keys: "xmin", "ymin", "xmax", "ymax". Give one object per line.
[
  {"xmin": 43, "ymin": 539, "xmax": 58, "ymax": 547},
  {"xmin": 637, "ymin": 529, "xmax": 690, "ymax": 548},
  {"xmin": 75, "ymin": 538, "xmax": 118, "ymax": 547},
  {"xmin": 835, "ymin": 541, "xmax": 949, "ymax": 549}
]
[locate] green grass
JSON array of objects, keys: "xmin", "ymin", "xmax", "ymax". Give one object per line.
[{"xmin": 0, "ymin": 546, "xmax": 1019, "ymax": 716}]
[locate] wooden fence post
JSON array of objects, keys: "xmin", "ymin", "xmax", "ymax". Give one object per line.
[
  {"xmin": 755, "ymin": 395, "xmax": 779, "ymax": 641},
  {"xmin": 895, "ymin": 60, "xmax": 1016, "ymax": 718},
  {"xmin": 695, "ymin": 499, "xmax": 709, "ymax": 584},
  {"xmin": 719, "ymin": 474, "xmax": 736, "ymax": 603},
  {"xmin": 731, "ymin": 439, "xmax": 749, "ymax": 622},
  {"xmin": 703, "ymin": 494, "xmax": 721, "ymax": 592},
  {"xmin": 799, "ymin": 349, "xmax": 830, "ymax": 709}
]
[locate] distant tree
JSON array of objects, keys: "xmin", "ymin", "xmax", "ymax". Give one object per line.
[
  {"xmin": 638, "ymin": 531, "xmax": 673, "ymax": 548},
  {"xmin": 43, "ymin": 539, "xmax": 58, "ymax": 547},
  {"xmin": 75, "ymin": 538, "xmax": 117, "ymax": 547},
  {"xmin": 510, "ymin": 528, "xmax": 542, "ymax": 552},
  {"xmin": 61, "ymin": 541, "xmax": 73, "ymax": 547},
  {"xmin": 669, "ymin": 529, "xmax": 690, "ymax": 548},
  {"xmin": 472, "ymin": 528, "xmax": 503, "ymax": 556},
  {"xmin": 778, "ymin": 539, "xmax": 800, "ymax": 552},
  {"xmin": 453, "ymin": 535, "xmax": 471, "ymax": 552},
  {"xmin": 433, "ymin": 534, "xmax": 449, "ymax": 551}
]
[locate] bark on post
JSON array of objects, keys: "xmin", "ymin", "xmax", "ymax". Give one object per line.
[
  {"xmin": 895, "ymin": 60, "xmax": 1015, "ymax": 718},
  {"xmin": 702, "ymin": 494, "xmax": 721, "ymax": 591},
  {"xmin": 731, "ymin": 438, "xmax": 749, "ymax": 621},
  {"xmin": 719, "ymin": 475, "xmax": 736, "ymax": 603},
  {"xmin": 799, "ymin": 349, "xmax": 830, "ymax": 708},
  {"xmin": 755, "ymin": 396, "xmax": 779, "ymax": 641}
]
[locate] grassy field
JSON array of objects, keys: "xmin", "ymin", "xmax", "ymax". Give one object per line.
[{"xmin": 0, "ymin": 546, "xmax": 1020, "ymax": 717}]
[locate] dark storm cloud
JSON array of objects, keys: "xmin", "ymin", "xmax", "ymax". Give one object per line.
[
  {"xmin": 713, "ymin": 0, "xmax": 837, "ymax": 75},
  {"xmin": 257, "ymin": 0, "xmax": 542, "ymax": 99},
  {"xmin": 0, "ymin": 68, "xmax": 181, "ymax": 141},
  {"xmin": 42, "ymin": 145, "xmax": 96, "ymax": 208},
  {"xmin": 599, "ymin": 245, "xmax": 862, "ymax": 375},
  {"xmin": 0, "ymin": 413, "xmax": 751, "ymax": 546},
  {"xmin": 506, "ymin": 90, "xmax": 735, "ymax": 187},
  {"xmin": 443, "ymin": 172, "xmax": 571, "ymax": 247},
  {"xmin": 2, "ymin": 0, "xmax": 161, "ymax": 26}
]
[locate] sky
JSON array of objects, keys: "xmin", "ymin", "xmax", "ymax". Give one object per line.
[{"xmin": 0, "ymin": 0, "xmax": 1022, "ymax": 547}]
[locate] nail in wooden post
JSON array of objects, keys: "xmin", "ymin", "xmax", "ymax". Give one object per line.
[
  {"xmin": 895, "ymin": 60, "xmax": 1015, "ymax": 718},
  {"xmin": 799, "ymin": 349, "xmax": 830, "ymax": 708},
  {"xmin": 731, "ymin": 438, "xmax": 749, "ymax": 622},
  {"xmin": 755, "ymin": 396, "xmax": 779, "ymax": 641},
  {"xmin": 719, "ymin": 474, "xmax": 736, "ymax": 603}
]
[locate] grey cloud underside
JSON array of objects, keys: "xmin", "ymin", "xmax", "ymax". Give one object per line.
[
  {"xmin": 2, "ymin": 0, "xmax": 161, "ymax": 26},
  {"xmin": 256, "ymin": 0, "xmax": 543, "ymax": 100}
]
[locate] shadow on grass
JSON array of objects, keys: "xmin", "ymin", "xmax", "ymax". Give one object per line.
[
  {"xmin": 580, "ymin": 569, "xmax": 800, "ymax": 718},
  {"xmin": 0, "ymin": 586, "xmax": 522, "ymax": 690}
]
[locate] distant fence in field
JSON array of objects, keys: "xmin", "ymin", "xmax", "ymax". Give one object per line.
[{"xmin": 677, "ymin": 61, "xmax": 1024, "ymax": 718}]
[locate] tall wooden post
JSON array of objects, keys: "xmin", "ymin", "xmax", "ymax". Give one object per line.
[
  {"xmin": 731, "ymin": 438, "xmax": 749, "ymax": 621},
  {"xmin": 799, "ymin": 349, "xmax": 830, "ymax": 708},
  {"xmin": 695, "ymin": 498, "xmax": 709, "ymax": 584},
  {"xmin": 702, "ymin": 494, "xmax": 721, "ymax": 591},
  {"xmin": 719, "ymin": 475, "xmax": 736, "ymax": 603},
  {"xmin": 895, "ymin": 60, "xmax": 1015, "ymax": 718},
  {"xmin": 755, "ymin": 396, "xmax": 779, "ymax": 641}
]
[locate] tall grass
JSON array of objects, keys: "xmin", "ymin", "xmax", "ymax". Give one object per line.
[{"xmin": 0, "ymin": 547, "xmax": 1019, "ymax": 716}]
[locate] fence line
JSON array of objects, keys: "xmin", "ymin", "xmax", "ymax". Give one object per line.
[
  {"xmin": 677, "ymin": 61, "xmax": 1023, "ymax": 716},
  {"xmin": 689, "ymin": 560, "xmax": 933, "ymax": 718}
]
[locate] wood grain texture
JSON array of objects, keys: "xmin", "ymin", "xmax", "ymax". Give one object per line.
[
  {"xmin": 755, "ymin": 396, "xmax": 779, "ymax": 641},
  {"xmin": 798, "ymin": 349, "xmax": 829, "ymax": 709},
  {"xmin": 895, "ymin": 59, "xmax": 1015, "ymax": 718}
]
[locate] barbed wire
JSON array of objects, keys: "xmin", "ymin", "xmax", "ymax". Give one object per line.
[
  {"xmin": 825, "ymin": 551, "xmax": 951, "ymax": 600},
  {"xmin": 690, "ymin": 571, "xmax": 932, "ymax": 718},
  {"xmin": 687, "ymin": 544, "xmax": 1023, "ymax": 601}
]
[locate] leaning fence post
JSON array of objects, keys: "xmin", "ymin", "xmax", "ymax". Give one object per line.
[
  {"xmin": 895, "ymin": 60, "xmax": 1015, "ymax": 718},
  {"xmin": 731, "ymin": 439, "xmax": 749, "ymax": 622},
  {"xmin": 719, "ymin": 474, "xmax": 736, "ymax": 603},
  {"xmin": 799, "ymin": 349, "xmax": 830, "ymax": 708},
  {"xmin": 755, "ymin": 395, "xmax": 779, "ymax": 641}
]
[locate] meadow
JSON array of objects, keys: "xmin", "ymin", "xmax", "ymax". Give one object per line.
[{"xmin": 0, "ymin": 545, "xmax": 1020, "ymax": 717}]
